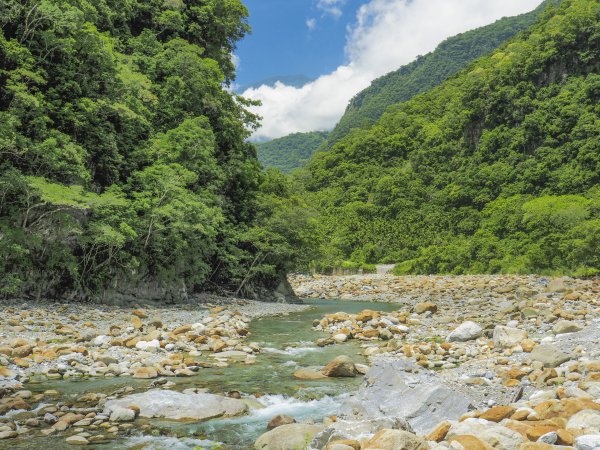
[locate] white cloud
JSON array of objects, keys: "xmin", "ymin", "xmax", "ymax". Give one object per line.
[
  {"xmin": 306, "ymin": 17, "xmax": 317, "ymax": 30},
  {"xmin": 243, "ymin": 0, "xmax": 544, "ymax": 141},
  {"xmin": 317, "ymin": 0, "xmax": 348, "ymax": 18}
]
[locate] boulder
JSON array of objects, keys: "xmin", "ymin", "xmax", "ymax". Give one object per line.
[
  {"xmin": 321, "ymin": 356, "xmax": 357, "ymax": 377},
  {"xmin": 553, "ymin": 320, "xmax": 583, "ymax": 335},
  {"xmin": 362, "ymin": 429, "xmax": 429, "ymax": 450},
  {"xmin": 575, "ymin": 435, "xmax": 600, "ymax": 450},
  {"xmin": 293, "ymin": 368, "xmax": 328, "ymax": 380},
  {"xmin": 530, "ymin": 345, "xmax": 571, "ymax": 368},
  {"xmin": 493, "ymin": 326, "xmax": 528, "ymax": 349},
  {"xmin": 132, "ymin": 367, "xmax": 158, "ymax": 379},
  {"xmin": 446, "ymin": 321, "xmax": 482, "ymax": 342},
  {"xmin": 65, "ymin": 435, "xmax": 89, "ymax": 445},
  {"xmin": 446, "ymin": 419, "xmax": 524, "ymax": 449},
  {"xmin": 414, "ymin": 302, "xmax": 437, "ymax": 314},
  {"xmin": 255, "ymin": 423, "xmax": 323, "ymax": 450},
  {"xmin": 267, "ymin": 414, "xmax": 295, "ymax": 430},
  {"xmin": 108, "ymin": 405, "xmax": 136, "ymax": 422},
  {"xmin": 336, "ymin": 359, "xmax": 472, "ymax": 435},
  {"xmin": 104, "ymin": 389, "xmax": 247, "ymax": 421},
  {"xmin": 567, "ymin": 409, "xmax": 600, "ymax": 431}
]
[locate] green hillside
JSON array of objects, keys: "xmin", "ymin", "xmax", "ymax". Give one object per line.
[
  {"xmin": 0, "ymin": 0, "xmax": 310, "ymax": 300},
  {"xmin": 302, "ymin": 0, "xmax": 600, "ymax": 276},
  {"xmin": 324, "ymin": 0, "xmax": 561, "ymax": 149},
  {"xmin": 256, "ymin": 131, "xmax": 329, "ymax": 173}
]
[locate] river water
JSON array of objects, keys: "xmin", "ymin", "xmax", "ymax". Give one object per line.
[{"xmin": 15, "ymin": 299, "xmax": 398, "ymax": 450}]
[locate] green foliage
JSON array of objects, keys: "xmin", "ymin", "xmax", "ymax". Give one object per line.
[
  {"xmin": 324, "ymin": 0, "xmax": 561, "ymax": 149},
  {"xmin": 0, "ymin": 0, "xmax": 295, "ymax": 300},
  {"xmin": 301, "ymin": 0, "xmax": 600, "ymax": 276},
  {"xmin": 255, "ymin": 131, "xmax": 329, "ymax": 173}
]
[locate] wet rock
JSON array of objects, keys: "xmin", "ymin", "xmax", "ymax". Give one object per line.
[
  {"xmin": 321, "ymin": 356, "xmax": 357, "ymax": 378},
  {"xmin": 65, "ymin": 435, "xmax": 89, "ymax": 445},
  {"xmin": 0, "ymin": 430, "xmax": 17, "ymax": 439},
  {"xmin": 104, "ymin": 389, "xmax": 247, "ymax": 421},
  {"xmin": 446, "ymin": 321, "xmax": 482, "ymax": 342},
  {"xmin": 255, "ymin": 423, "xmax": 323, "ymax": 450},
  {"xmin": 293, "ymin": 368, "xmax": 328, "ymax": 380},
  {"xmin": 267, "ymin": 414, "xmax": 295, "ymax": 430}
]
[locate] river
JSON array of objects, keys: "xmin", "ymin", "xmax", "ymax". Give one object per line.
[{"xmin": 12, "ymin": 299, "xmax": 398, "ymax": 450}]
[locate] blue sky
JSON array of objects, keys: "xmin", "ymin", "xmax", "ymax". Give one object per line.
[
  {"xmin": 238, "ymin": 0, "xmax": 544, "ymax": 140},
  {"xmin": 235, "ymin": 0, "xmax": 363, "ymax": 88}
]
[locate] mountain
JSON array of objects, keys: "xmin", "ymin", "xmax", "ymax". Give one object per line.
[
  {"xmin": 256, "ymin": 131, "xmax": 329, "ymax": 173},
  {"xmin": 239, "ymin": 75, "xmax": 313, "ymax": 92},
  {"xmin": 324, "ymin": 0, "xmax": 562, "ymax": 149},
  {"xmin": 302, "ymin": 0, "xmax": 600, "ymax": 276},
  {"xmin": 0, "ymin": 0, "xmax": 303, "ymax": 301}
]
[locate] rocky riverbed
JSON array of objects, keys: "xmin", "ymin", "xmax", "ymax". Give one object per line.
[
  {"xmin": 283, "ymin": 274, "xmax": 600, "ymax": 450},
  {"xmin": 1, "ymin": 275, "xmax": 599, "ymax": 449}
]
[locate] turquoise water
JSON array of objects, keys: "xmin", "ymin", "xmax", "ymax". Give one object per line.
[{"xmin": 12, "ymin": 299, "xmax": 398, "ymax": 449}]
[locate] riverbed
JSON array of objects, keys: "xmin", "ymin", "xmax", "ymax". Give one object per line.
[{"xmin": 8, "ymin": 299, "xmax": 398, "ymax": 449}]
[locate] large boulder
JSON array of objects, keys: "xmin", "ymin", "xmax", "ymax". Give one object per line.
[
  {"xmin": 530, "ymin": 344, "xmax": 571, "ymax": 368},
  {"xmin": 104, "ymin": 389, "xmax": 247, "ymax": 421},
  {"xmin": 267, "ymin": 414, "xmax": 296, "ymax": 430},
  {"xmin": 446, "ymin": 321, "xmax": 482, "ymax": 342},
  {"xmin": 493, "ymin": 326, "xmax": 528, "ymax": 349},
  {"xmin": 254, "ymin": 423, "xmax": 324, "ymax": 450},
  {"xmin": 333, "ymin": 359, "xmax": 472, "ymax": 436},
  {"xmin": 321, "ymin": 356, "xmax": 357, "ymax": 377},
  {"xmin": 294, "ymin": 367, "xmax": 328, "ymax": 380},
  {"xmin": 446, "ymin": 418, "xmax": 524, "ymax": 449},
  {"xmin": 362, "ymin": 429, "xmax": 429, "ymax": 450},
  {"xmin": 553, "ymin": 320, "xmax": 583, "ymax": 335}
]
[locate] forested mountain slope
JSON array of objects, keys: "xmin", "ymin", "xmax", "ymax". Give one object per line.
[
  {"xmin": 256, "ymin": 131, "xmax": 329, "ymax": 173},
  {"xmin": 0, "ymin": 0, "xmax": 311, "ymax": 301},
  {"xmin": 324, "ymin": 0, "xmax": 561, "ymax": 149},
  {"xmin": 302, "ymin": 0, "xmax": 600, "ymax": 276}
]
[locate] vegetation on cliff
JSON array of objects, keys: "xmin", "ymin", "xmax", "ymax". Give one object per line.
[
  {"xmin": 301, "ymin": 0, "xmax": 600, "ymax": 276},
  {"xmin": 0, "ymin": 0, "xmax": 309, "ymax": 299},
  {"xmin": 256, "ymin": 131, "xmax": 329, "ymax": 173}
]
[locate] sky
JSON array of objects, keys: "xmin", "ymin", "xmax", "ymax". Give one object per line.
[{"xmin": 236, "ymin": 0, "xmax": 545, "ymax": 141}]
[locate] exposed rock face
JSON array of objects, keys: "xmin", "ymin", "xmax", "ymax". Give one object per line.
[
  {"xmin": 104, "ymin": 389, "xmax": 247, "ymax": 421},
  {"xmin": 254, "ymin": 423, "xmax": 324, "ymax": 450},
  {"xmin": 321, "ymin": 359, "xmax": 472, "ymax": 443},
  {"xmin": 446, "ymin": 321, "xmax": 482, "ymax": 342}
]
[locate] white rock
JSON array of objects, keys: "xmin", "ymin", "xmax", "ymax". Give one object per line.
[
  {"xmin": 135, "ymin": 340, "xmax": 160, "ymax": 351},
  {"xmin": 568, "ymin": 409, "xmax": 600, "ymax": 431},
  {"xmin": 493, "ymin": 325, "xmax": 527, "ymax": 349},
  {"xmin": 104, "ymin": 389, "xmax": 247, "ymax": 421},
  {"xmin": 333, "ymin": 334, "xmax": 348, "ymax": 343},
  {"xmin": 576, "ymin": 434, "xmax": 600, "ymax": 450},
  {"xmin": 93, "ymin": 335, "xmax": 111, "ymax": 346},
  {"xmin": 108, "ymin": 406, "xmax": 136, "ymax": 422},
  {"xmin": 446, "ymin": 322, "xmax": 482, "ymax": 342}
]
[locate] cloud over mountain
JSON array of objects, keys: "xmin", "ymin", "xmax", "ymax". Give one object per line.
[{"xmin": 242, "ymin": 0, "xmax": 543, "ymax": 141}]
